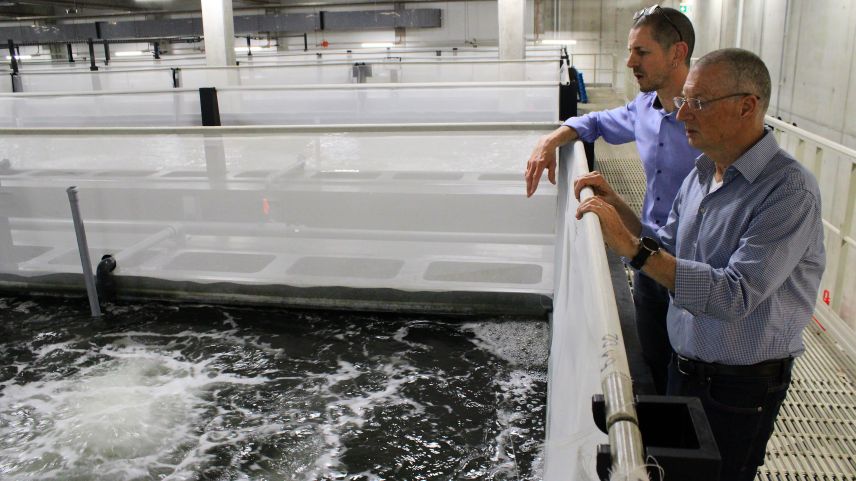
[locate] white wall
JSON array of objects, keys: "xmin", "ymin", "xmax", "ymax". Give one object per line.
[{"xmin": 685, "ymin": 0, "xmax": 856, "ymax": 149}]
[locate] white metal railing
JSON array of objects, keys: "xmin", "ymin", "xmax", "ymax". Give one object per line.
[
  {"xmin": 545, "ymin": 141, "xmax": 646, "ymax": 481},
  {"xmin": 9, "ymin": 58, "xmax": 562, "ymax": 93},
  {"xmin": 568, "ymin": 53, "xmax": 618, "ymax": 87},
  {"xmin": 6, "ymin": 45, "xmax": 564, "ymax": 72},
  {"xmin": 767, "ymin": 116, "xmax": 856, "ymax": 338}
]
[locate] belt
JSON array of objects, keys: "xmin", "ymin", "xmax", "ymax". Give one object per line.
[{"xmin": 675, "ymin": 354, "xmax": 793, "ymax": 379}]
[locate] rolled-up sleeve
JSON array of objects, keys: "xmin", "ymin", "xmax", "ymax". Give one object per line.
[
  {"xmin": 564, "ymin": 102, "xmax": 637, "ymax": 145},
  {"xmin": 674, "ymin": 258, "xmax": 713, "ymax": 313}
]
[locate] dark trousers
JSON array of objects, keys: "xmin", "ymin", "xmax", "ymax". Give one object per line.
[
  {"xmin": 666, "ymin": 355, "xmax": 793, "ymax": 481},
  {"xmin": 633, "ymin": 271, "xmax": 673, "ymax": 394}
]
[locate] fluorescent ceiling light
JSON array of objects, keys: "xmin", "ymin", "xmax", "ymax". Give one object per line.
[
  {"xmin": 361, "ymin": 42, "xmax": 394, "ymax": 48},
  {"xmin": 115, "ymin": 50, "xmax": 146, "ymax": 57},
  {"xmin": 542, "ymin": 39, "xmax": 578, "ymax": 45},
  {"xmin": 5, "ymin": 55, "xmax": 32, "ymax": 60},
  {"xmin": 234, "ymin": 46, "xmax": 271, "ymax": 53}
]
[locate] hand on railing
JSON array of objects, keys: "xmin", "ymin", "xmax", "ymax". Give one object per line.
[{"xmin": 576, "ymin": 194, "xmax": 638, "ymax": 259}]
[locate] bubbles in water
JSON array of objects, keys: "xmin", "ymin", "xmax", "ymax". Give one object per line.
[
  {"xmin": 0, "ymin": 336, "xmax": 267, "ymax": 481},
  {"xmin": 0, "ymin": 299, "xmax": 548, "ymax": 481},
  {"xmin": 462, "ymin": 320, "xmax": 550, "ymax": 368}
]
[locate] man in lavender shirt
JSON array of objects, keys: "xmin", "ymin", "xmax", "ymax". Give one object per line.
[{"xmin": 525, "ymin": 6, "xmax": 698, "ymax": 394}]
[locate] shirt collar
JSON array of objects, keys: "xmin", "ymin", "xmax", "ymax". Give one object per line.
[
  {"xmin": 695, "ymin": 128, "xmax": 779, "ymax": 185},
  {"xmin": 651, "ymin": 94, "xmax": 674, "ymax": 118}
]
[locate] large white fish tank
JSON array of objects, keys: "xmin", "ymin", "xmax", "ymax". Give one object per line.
[{"xmin": 0, "ymin": 66, "xmax": 644, "ymax": 479}]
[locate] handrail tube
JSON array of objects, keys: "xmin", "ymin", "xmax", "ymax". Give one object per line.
[
  {"xmin": 0, "ymin": 121, "xmax": 561, "ymax": 136},
  {"xmin": 12, "ymin": 58, "xmax": 561, "ymax": 76},
  {"xmin": 546, "ymin": 140, "xmax": 646, "ymax": 480},
  {"xmin": 571, "ymin": 141, "xmax": 646, "ymax": 479},
  {"xmin": 766, "ymin": 115, "xmax": 856, "ymax": 162},
  {"xmin": 0, "ymin": 81, "xmax": 557, "ymax": 98}
]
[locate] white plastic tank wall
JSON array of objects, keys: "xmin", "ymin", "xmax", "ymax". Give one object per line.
[{"xmin": 0, "ymin": 82, "xmax": 558, "ymax": 127}]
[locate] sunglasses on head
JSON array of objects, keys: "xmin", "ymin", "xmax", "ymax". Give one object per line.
[{"xmin": 633, "ymin": 4, "xmax": 683, "ymax": 43}]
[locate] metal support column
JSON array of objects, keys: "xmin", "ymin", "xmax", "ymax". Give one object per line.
[{"xmin": 66, "ymin": 43, "xmax": 75, "ymax": 62}]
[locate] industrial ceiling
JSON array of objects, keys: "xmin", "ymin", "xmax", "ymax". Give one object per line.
[{"xmin": 0, "ymin": 0, "xmax": 431, "ymax": 20}]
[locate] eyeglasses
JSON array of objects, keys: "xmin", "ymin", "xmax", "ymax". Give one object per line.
[
  {"xmin": 673, "ymin": 93, "xmax": 757, "ymax": 111},
  {"xmin": 633, "ymin": 4, "xmax": 683, "ymax": 43}
]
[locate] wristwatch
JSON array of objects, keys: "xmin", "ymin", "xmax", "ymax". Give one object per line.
[{"xmin": 629, "ymin": 236, "xmax": 660, "ymax": 270}]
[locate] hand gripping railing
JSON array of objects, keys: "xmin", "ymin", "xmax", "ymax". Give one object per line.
[{"xmin": 545, "ymin": 141, "xmax": 646, "ymax": 481}]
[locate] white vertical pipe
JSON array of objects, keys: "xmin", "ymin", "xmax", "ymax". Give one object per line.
[
  {"xmin": 498, "ymin": 0, "xmax": 526, "ymax": 60},
  {"xmin": 736, "ymin": 0, "xmax": 745, "ymax": 48},
  {"xmin": 201, "ymin": 0, "xmax": 236, "ymax": 67}
]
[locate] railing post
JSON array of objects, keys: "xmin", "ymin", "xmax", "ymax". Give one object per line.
[
  {"xmin": 7, "ymin": 39, "xmax": 18, "ymax": 74},
  {"xmin": 199, "ymin": 87, "xmax": 221, "ymax": 126},
  {"xmin": 9, "ymin": 72, "xmax": 22, "ymax": 93},
  {"xmin": 87, "ymin": 38, "xmax": 98, "ymax": 71},
  {"xmin": 66, "ymin": 186, "xmax": 102, "ymax": 317},
  {"xmin": 66, "ymin": 43, "xmax": 75, "ymax": 63}
]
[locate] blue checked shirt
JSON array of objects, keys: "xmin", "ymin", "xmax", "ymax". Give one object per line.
[
  {"xmin": 657, "ymin": 130, "xmax": 826, "ymax": 365},
  {"xmin": 566, "ymin": 91, "xmax": 700, "ymax": 237}
]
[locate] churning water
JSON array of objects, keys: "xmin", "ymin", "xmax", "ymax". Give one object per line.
[{"xmin": 0, "ymin": 295, "xmax": 548, "ymax": 480}]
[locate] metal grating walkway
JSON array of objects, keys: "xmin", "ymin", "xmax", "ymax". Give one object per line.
[{"xmin": 588, "ymin": 89, "xmax": 856, "ymax": 480}]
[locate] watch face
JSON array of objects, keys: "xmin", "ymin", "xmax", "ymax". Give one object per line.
[{"xmin": 641, "ymin": 237, "xmax": 659, "ymax": 252}]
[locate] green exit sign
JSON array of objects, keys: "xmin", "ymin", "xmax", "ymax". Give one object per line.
[{"xmin": 679, "ymin": 4, "xmax": 691, "ymax": 13}]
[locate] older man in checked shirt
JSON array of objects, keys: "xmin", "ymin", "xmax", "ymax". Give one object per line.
[{"xmin": 577, "ymin": 48, "xmax": 826, "ymax": 481}]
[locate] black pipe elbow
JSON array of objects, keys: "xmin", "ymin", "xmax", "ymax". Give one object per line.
[{"xmin": 96, "ymin": 254, "xmax": 117, "ymax": 301}]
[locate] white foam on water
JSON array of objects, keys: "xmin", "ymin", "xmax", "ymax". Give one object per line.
[
  {"xmin": 462, "ymin": 320, "xmax": 550, "ymax": 368},
  {"xmin": 300, "ymin": 358, "xmax": 428, "ymax": 480},
  {"xmin": 490, "ymin": 369, "xmax": 547, "ymax": 481},
  {"xmin": 11, "ymin": 300, "xmax": 38, "ymax": 314},
  {"xmin": 0, "ymin": 307, "xmax": 548, "ymax": 480},
  {"xmin": 0, "ymin": 336, "xmax": 269, "ymax": 481}
]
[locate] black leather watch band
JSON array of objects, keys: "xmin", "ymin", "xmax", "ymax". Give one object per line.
[{"xmin": 629, "ymin": 236, "xmax": 660, "ymax": 270}]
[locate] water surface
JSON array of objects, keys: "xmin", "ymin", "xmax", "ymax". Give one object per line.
[{"xmin": 0, "ymin": 295, "xmax": 547, "ymax": 481}]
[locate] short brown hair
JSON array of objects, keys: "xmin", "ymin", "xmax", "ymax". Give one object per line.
[{"xmin": 632, "ymin": 7, "xmax": 695, "ymax": 67}]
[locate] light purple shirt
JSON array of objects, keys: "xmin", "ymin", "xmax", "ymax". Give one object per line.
[{"xmin": 565, "ymin": 91, "xmax": 700, "ymax": 237}]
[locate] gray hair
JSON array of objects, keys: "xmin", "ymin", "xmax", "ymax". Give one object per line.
[{"xmin": 694, "ymin": 48, "xmax": 772, "ymax": 113}]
